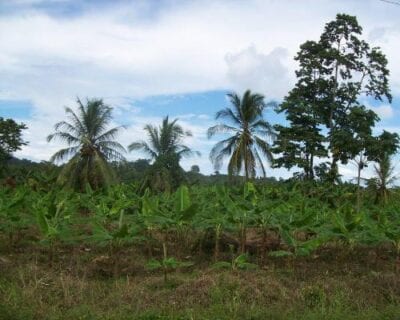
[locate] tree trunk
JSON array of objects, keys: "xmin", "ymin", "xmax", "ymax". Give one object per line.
[
  {"xmin": 310, "ymin": 153, "xmax": 314, "ymax": 180},
  {"xmin": 356, "ymin": 160, "xmax": 362, "ymax": 212},
  {"xmin": 162, "ymin": 240, "xmax": 168, "ymax": 283},
  {"xmin": 329, "ymin": 156, "xmax": 339, "ymax": 184}
]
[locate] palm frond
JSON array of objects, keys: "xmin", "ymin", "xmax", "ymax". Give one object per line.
[
  {"xmin": 215, "ymin": 107, "xmax": 242, "ymax": 125},
  {"xmin": 47, "ymin": 132, "xmax": 80, "ymax": 144},
  {"xmin": 128, "ymin": 141, "xmax": 157, "ymax": 159},
  {"xmin": 65, "ymin": 106, "xmax": 86, "ymax": 135},
  {"xmin": 254, "ymin": 136, "xmax": 274, "ymax": 163},
  {"xmin": 96, "ymin": 126, "xmax": 125, "ymax": 142},
  {"xmin": 207, "ymin": 124, "xmax": 239, "ymax": 139},
  {"xmin": 253, "ymin": 148, "xmax": 266, "ymax": 177},
  {"xmin": 209, "ymin": 136, "xmax": 239, "ymax": 171},
  {"xmin": 50, "ymin": 146, "xmax": 80, "ymax": 163},
  {"xmin": 53, "ymin": 121, "xmax": 80, "ymax": 135}
]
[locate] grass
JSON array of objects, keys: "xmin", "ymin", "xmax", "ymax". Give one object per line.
[{"xmin": 0, "ymin": 243, "xmax": 399, "ymax": 320}]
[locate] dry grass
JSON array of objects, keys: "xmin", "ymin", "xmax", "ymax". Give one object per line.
[{"xmin": 0, "ymin": 243, "xmax": 400, "ymax": 319}]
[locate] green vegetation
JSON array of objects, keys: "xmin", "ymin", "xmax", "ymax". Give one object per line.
[
  {"xmin": 0, "ymin": 117, "xmax": 27, "ymax": 176},
  {"xmin": 1, "ymin": 13, "xmax": 400, "ymax": 320},
  {"xmin": 1, "ymin": 181, "xmax": 400, "ymax": 319}
]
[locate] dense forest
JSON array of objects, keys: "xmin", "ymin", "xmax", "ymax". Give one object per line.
[{"xmin": 1, "ymin": 13, "xmax": 400, "ymax": 320}]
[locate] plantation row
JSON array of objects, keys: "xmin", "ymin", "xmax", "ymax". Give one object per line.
[{"xmin": 1, "ymin": 182, "xmax": 399, "ymax": 278}]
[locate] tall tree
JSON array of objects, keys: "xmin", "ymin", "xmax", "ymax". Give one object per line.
[
  {"xmin": 320, "ymin": 14, "xmax": 391, "ymax": 181},
  {"xmin": 273, "ymin": 76, "xmax": 327, "ymax": 180},
  {"xmin": 47, "ymin": 98, "xmax": 126, "ymax": 190},
  {"xmin": 274, "ymin": 14, "xmax": 391, "ymax": 182},
  {"xmin": 0, "ymin": 117, "xmax": 27, "ymax": 166},
  {"xmin": 128, "ymin": 116, "xmax": 198, "ymax": 192},
  {"xmin": 208, "ymin": 90, "xmax": 275, "ymax": 180}
]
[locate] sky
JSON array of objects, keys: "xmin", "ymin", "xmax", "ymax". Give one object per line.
[{"xmin": 1, "ymin": 0, "xmax": 400, "ymax": 179}]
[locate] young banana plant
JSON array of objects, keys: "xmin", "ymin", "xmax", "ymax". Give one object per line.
[
  {"xmin": 89, "ymin": 186, "xmax": 141, "ymax": 255},
  {"xmin": 269, "ymin": 210, "xmax": 330, "ymax": 258},
  {"xmin": 196, "ymin": 186, "xmax": 232, "ymax": 261},
  {"xmin": 0, "ymin": 186, "xmax": 31, "ymax": 247},
  {"xmin": 146, "ymin": 257, "xmax": 193, "ymax": 283},
  {"xmin": 171, "ymin": 185, "xmax": 198, "ymax": 255},
  {"xmin": 212, "ymin": 245, "xmax": 258, "ymax": 271},
  {"xmin": 141, "ymin": 186, "xmax": 195, "ymax": 281},
  {"xmin": 33, "ymin": 190, "xmax": 74, "ymax": 262},
  {"xmin": 216, "ymin": 182, "xmax": 257, "ymax": 254},
  {"xmin": 377, "ymin": 212, "xmax": 400, "ymax": 258}
]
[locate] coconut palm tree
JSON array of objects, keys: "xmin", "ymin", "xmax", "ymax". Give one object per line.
[
  {"xmin": 47, "ymin": 98, "xmax": 126, "ymax": 190},
  {"xmin": 368, "ymin": 155, "xmax": 397, "ymax": 205},
  {"xmin": 128, "ymin": 116, "xmax": 199, "ymax": 192},
  {"xmin": 208, "ymin": 90, "xmax": 275, "ymax": 180},
  {"xmin": 364, "ymin": 131, "xmax": 399, "ymax": 205}
]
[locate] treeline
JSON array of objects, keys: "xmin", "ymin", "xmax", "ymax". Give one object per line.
[{"xmin": 0, "ymin": 14, "xmax": 399, "ymax": 196}]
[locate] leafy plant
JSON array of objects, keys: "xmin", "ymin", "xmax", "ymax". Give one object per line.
[
  {"xmin": 212, "ymin": 246, "xmax": 258, "ymax": 271},
  {"xmin": 146, "ymin": 257, "xmax": 193, "ymax": 283}
]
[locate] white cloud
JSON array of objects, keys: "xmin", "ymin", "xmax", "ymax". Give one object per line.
[
  {"xmin": 371, "ymin": 104, "xmax": 394, "ymax": 119},
  {"xmin": 2, "ymin": 0, "xmax": 400, "ymax": 114},
  {"xmin": 225, "ymin": 46, "xmax": 292, "ymax": 100}
]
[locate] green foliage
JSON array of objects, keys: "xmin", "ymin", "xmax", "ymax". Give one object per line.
[
  {"xmin": 0, "ymin": 186, "xmax": 31, "ymax": 245},
  {"xmin": 146, "ymin": 257, "xmax": 193, "ymax": 282},
  {"xmin": 32, "ymin": 190, "xmax": 75, "ymax": 245},
  {"xmin": 0, "ymin": 117, "xmax": 27, "ymax": 174},
  {"xmin": 1, "ymin": 170, "xmax": 400, "ymax": 272},
  {"xmin": 212, "ymin": 252, "xmax": 258, "ymax": 271},
  {"xmin": 273, "ymin": 14, "xmax": 392, "ymax": 182}
]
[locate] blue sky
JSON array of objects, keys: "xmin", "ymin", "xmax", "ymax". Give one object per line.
[{"xmin": 1, "ymin": 0, "xmax": 400, "ymax": 178}]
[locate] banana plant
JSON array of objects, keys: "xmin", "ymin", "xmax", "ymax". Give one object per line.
[
  {"xmin": 196, "ymin": 187, "xmax": 232, "ymax": 261},
  {"xmin": 139, "ymin": 186, "xmax": 195, "ymax": 275},
  {"xmin": 146, "ymin": 256, "xmax": 193, "ymax": 283},
  {"xmin": 212, "ymin": 245, "xmax": 258, "ymax": 270},
  {"xmin": 0, "ymin": 186, "xmax": 32, "ymax": 247},
  {"xmin": 376, "ymin": 211, "xmax": 400, "ymax": 257},
  {"xmin": 216, "ymin": 182, "xmax": 257, "ymax": 254},
  {"xmin": 328, "ymin": 209, "xmax": 366, "ymax": 248},
  {"xmin": 269, "ymin": 226, "xmax": 330, "ymax": 258},
  {"xmin": 268, "ymin": 208, "xmax": 330, "ymax": 258},
  {"xmin": 252, "ymin": 206, "xmax": 276, "ymax": 264},
  {"xmin": 33, "ymin": 191, "xmax": 74, "ymax": 262},
  {"xmin": 171, "ymin": 185, "xmax": 198, "ymax": 254},
  {"xmin": 87, "ymin": 185, "xmax": 142, "ymax": 252},
  {"xmin": 90, "ymin": 209, "xmax": 143, "ymax": 253}
]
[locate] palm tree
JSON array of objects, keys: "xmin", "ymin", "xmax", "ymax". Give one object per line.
[
  {"xmin": 47, "ymin": 98, "xmax": 126, "ymax": 190},
  {"xmin": 208, "ymin": 90, "xmax": 275, "ymax": 180},
  {"xmin": 368, "ymin": 155, "xmax": 397, "ymax": 205},
  {"xmin": 128, "ymin": 116, "xmax": 199, "ymax": 192}
]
